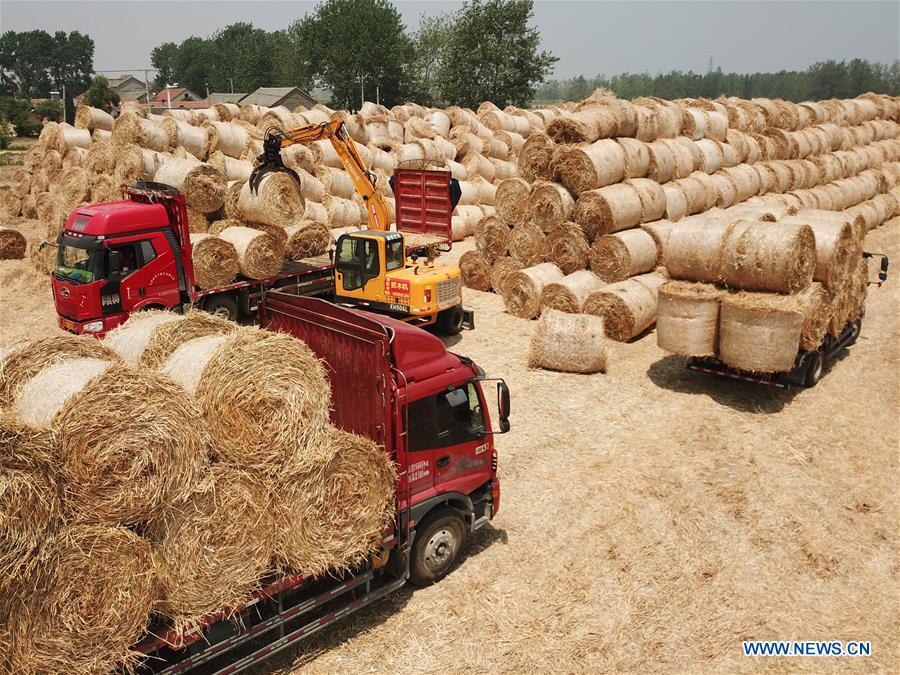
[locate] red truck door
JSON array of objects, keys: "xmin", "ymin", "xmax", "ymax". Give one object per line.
[
  {"xmin": 102, "ymin": 232, "xmax": 181, "ymax": 312},
  {"xmin": 404, "ymin": 383, "xmax": 493, "ymax": 500}
]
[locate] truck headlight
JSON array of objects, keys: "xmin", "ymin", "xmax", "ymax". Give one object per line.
[{"xmin": 82, "ymin": 320, "xmax": 104, "ymax": 333}]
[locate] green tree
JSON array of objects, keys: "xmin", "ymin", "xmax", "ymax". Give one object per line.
[
  {"xmin": 151, "ymin": 42, "xmax": 179, "ymax": 89},
  {"xmin": 210, "ymin": 23, "xmax": 275, "ymax": 93},
  {"xmin": 408, "ymin": 12, "xmax": 454, "ymax": 106},
  {"xmin": 48, "ymin": 31, "xmax": 94, "ymax": 95},
  {"xmin": 0, "ymin": 30, "xmax": 53, "ymax": 97},
  {"xmin": 288, "ymin": 0, "xmax": 413, "ymax": 109},
  {"xmin": 438, "ymin": 0, "xmax": 556, "ymax": 108},
  {"xmin": 808, "ymin": 60, "xmax": 850, "ymax": 99},
  {"xmin": 83, "ymin": 75, "xmax": 120, "ymax": 110}
]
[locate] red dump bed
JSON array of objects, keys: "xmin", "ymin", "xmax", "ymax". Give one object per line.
[{"xmin": 392, "ymin": 168, "xmax": 452, "ymax": 244}]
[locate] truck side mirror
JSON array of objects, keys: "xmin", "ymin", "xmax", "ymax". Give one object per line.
[{"xmin": 497, "ymin": 381, "xmax": 510, "ymax": 433}]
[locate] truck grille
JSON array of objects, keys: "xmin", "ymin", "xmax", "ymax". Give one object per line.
[{"xmin": 437, "ymin": 277, "xmax": 460, "ymax": 309}]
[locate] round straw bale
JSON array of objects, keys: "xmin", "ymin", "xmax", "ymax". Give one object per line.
[
  {"xmin": 20, "ymin": 193, "xmax": 37, "ymax": 219},
  {"xmin": 74, "ymin": 105, "xmax": 114, "ymax": 131},
  {"xmin": 0, "ymin": 227, "xmax": 27, "ymax": 260},
  {"xmin": 160, "ymin": 117, "xmax": 214, "ymax": 160},
  {"xmin": 189, "ymin": 233, "xmax": 240, "ymax": 290},
  {"xmin": 323, "ymin": 194, "xmax": 362, "ymax": 228},
  {"xmin": 633, "ymin": 104, "xmax": 659, "ymax": 142},
  {"xmin": 663, "ymin": 138, "xmax": 697, "ymax": 179},
  {"xmin": 154, "ymin": 159, "xmax": 226, "ymax": 213},
  {"xmin": 641, "ymin": 219, "xmax": 676, "ymax": 264},
  {"xmin": 138, "ymin": 310, "xmax": 239, "ymax": 371},
  {"xmin": 528, "ymin": 309, "xmax": 607, "ymax": 374},
  {"xmin": 709, "ymin": 173, "xmax": 737, "ymax": 209},
  {"xmin": 547, "ymin": 107, "xmax": 617, "ymax": 143},
  {"xmin": 459, "ymin": 250, "xmax": 492, "ymax": 291},
  {"xmin": 8, "ymin": 524, "xmax": 155, "ymax": 674},
  {"xmin": 461, "ymin": 152, "xmax": 496, "ymax": 182},
  {"xmin": 662, "ymin": 183, "xmax": 688, "ymax": 222},
  {"xmin": 273, "ymin": 427, "xmax": 396, "ymax": 577},
  {"xmin": 471, "ymin": 176, "xmax": 496, "ymax": 205},
  {"xmin": 217, "ymin": 226, "xmax": 284, "ymax": 279},
  {"xmin": 695, "ymin": 139, "xmax": 724, "ymax": 174},
  {"xmin": 795, "ymin": 282, "xmax": 832, "ymax": 351},
  {"xmin": 0, "ymin": 334, "xmax": 119, "ymax": 406},
  {"xmin": 720, "ymin": 220, "xmax": 815, "ymax": 293},
  {"xmin": 554, "ymin": 139, "xmax": 625, "ymax": 194},
  {"xmin": 682, "ymin": 108, "xmax": 709, "ymax": 140},
  {"xmin": 509, "ymin": 221, "xmax": 546, "ymax": 266},
  {"xmin": 316, "ymin": 166, "xmax": 355, "ymax": 200},
  {"xmin": 626, "ymin": 178, "xmax": 667, "ymax": 222},
  {"xmin": 284, "ymin": 221, "xmax": 330, "ymax": 260},
  {"xmin": 589, "ymin": 228, "xmax": 659, "ymax": 282},
  {"xmin": 545, "ymin": 221, "xmax": 590, "ymax": 274},
  {"xmin": 13, "ymin": 358, "xmax": 206, "ymax": 525},
  {"xmin": 495, "ymin": 177, "xmax": 531, "ymax": 226},
  {"xmin": 574, "ymin": 183, "xmax": 643, "ymax": 241},
  {"xmin": 0, "ymin": 434, "xmax": 62, "ymax": 596},
  {"xmin": 90, "ymin": 173, "xmax": 122, "ymax": 203},
  {"xmin": 539, "ymin": 270, "xmax": 604, "ymax": 313},
  {"xmin": 304, "ymin": 200, "xmax": 328, "ymax": 225},
  {"xmin": 656, "ymin": 281, "xmax": 723, "ymax": 356},
  {"xmin": 223, "ymin": 180, "xmax": 244, "ymax": 220},
  {"xmin": 160, "ymin": 328, "xmax": 330, "ymax": 473},
  {"xmin": 207, "ymin": 150, "xmax": 252, "ymax": 182},
  {"xmin": 207, "ymin": 121, "xmax": 252, "ymax": 159},
  {"xmin": 779, "ymin": 216, "xmax": 854, "ymax": 290},
  {"xmin": 474, "ymin": 215, "xmax": 511, "ymax": 263},
  {"xmin": 490, "ymin": 257, "xmax": 524, "ymax": 296},
  {"xmin": 673, "ymin": 176, "xmax": 715, "ymax": 215},
  {"xmin": 518, "ymin": 131, "xmax": 555, "ymax": 181},
  {"xmin": 147, "ymin": 466, "xmax": 274, "ymax": 636},
  {"xmin": 104, "ymin": 310, "xmax": 182, "ymax": 366},
  {"xmin": 237, "ymin": 173, "xmax": 305, "ymax": 228},
  {"xmin": 616, "ymin": 137, "xmax": 651, "ymax": 178},
  {"xmin": 663, "ymin": 215, "xmax": 737, "ymax": 282},
  {"xmin": 529, "ymin": 181, "xmax": 574, "ymax": 231},
  {"xmin": 112, "ymin": 112, "xmax": 169, "ymax": 152},
  {"xmin": 719, "ymin": 292, "xmax": 804, "ymax": 372},
  {"xmin": 646, "ymin": 141, "xmax": 676, "ymax": 183},
  {"xmin": 502, "ymin": 262, "xmax": 565, "ymax": 319},
  {"xmin": 582, "ymin": 277, "xmax": 658, "ymax": 341},
  {"xmin": 490, "ymin": 157, "xmax": 518, "ymax": 180}
]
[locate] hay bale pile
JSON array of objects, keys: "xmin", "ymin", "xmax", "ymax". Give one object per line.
[
  {"xmin": 455, "ymin": 91, "xmax": 898, "ymax": 354},
  {"xmin": 655, "ymin": 206, "xmax": 873, "ymax": 371},
  {"xmin": 0, "ymin": 315, "xmax": 397, "ymax": 670}
]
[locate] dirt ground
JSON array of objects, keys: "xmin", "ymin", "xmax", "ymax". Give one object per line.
[{"xmin": 0, "ymin": 218, "xmax": 897, "ymax": 673}]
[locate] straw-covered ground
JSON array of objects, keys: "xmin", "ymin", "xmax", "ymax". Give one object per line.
[{"xmin": 0, "ymin": 214, "xmax": 896, "ymax": 673}]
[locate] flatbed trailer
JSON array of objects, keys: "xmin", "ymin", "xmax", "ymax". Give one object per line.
[
  {"xmin": 688, "ymin": 314, "xmax": 863, "ymax": 389},
  {"xmin": 128, "ymin": 293, "xmax": 509, "ymax": 674}
]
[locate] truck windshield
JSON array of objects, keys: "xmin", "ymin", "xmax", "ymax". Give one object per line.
[{"xmin": 55, "ymin": 235, "xmax": 102, "ymax": 284}]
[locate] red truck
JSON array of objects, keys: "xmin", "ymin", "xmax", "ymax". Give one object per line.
[
  {"xmin": 51, "ymin": 176, "xmax": 469, "ymax": 338},
  {"xmin": 131, "ymin": 292, "xmax": 509, "ymax": 674}
]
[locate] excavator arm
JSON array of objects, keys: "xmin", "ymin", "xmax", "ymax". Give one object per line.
[{"xmin": 250, "ymin": 120, "xmax": 390, "ymax": 231}]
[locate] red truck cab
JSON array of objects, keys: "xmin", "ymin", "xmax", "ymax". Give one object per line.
[{"xmin": 52, "ymin": 185, "xmax": 194, "ymax": 335}]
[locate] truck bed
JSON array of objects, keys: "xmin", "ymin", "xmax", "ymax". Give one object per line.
[{"xmin": 191, "ymin": 256, "xmax": 334, "ymax": 299}]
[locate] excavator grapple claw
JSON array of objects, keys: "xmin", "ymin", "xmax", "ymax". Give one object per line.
[{"xmin": 249, "ymin": 129, "xmax": 302, "ymax": 194}]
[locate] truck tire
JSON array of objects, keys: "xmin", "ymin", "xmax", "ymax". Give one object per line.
[
  {"xmin": 804, "ymin": 350, "xmax": 824, "ymax": 388},
  {"xmin": 409, "ymin": 508, "xmax": 466, "ymax": 586},
  {"xmin": 436, "ymin": 306, "xmax": 464, "ymax": 336},
  {"xmin": 202, "ymin": 294, "xmax": 239, "ymax": 322}
]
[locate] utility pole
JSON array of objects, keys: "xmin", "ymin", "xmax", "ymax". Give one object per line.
[
  {"xmin": 360, "ymin": 73, "xmax": 364, "ymax": 110},
  {"xmin": 229, "ymin": 77, "xmax": 234, "ymax": 94},
  {"xmin": 61, "ymin": 84, "xmax": 66, "ymax": 124},
  {"xmin": 143, "ymin": 69, "xmax": 151, "ymax": 111}
]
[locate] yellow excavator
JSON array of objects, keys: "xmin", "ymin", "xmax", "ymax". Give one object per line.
[{"xmin": 249, "ymin": 120, "xmax": 471, "ymax": 334}]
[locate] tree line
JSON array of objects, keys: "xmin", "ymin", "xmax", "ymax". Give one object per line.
[
  {"xmin": 150, "ymin": 0, "xmax": 557, "ymax": 109},
  {"xmin": 535, "ymin": 59, "xmax": 900, "ymax": 104}
]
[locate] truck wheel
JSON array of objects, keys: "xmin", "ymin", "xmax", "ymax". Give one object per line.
[
  {"xmin": 804, "ymin": 350, "xmax": 824, "ymax": 388},
  {"xmin": 410, "ymin": 509, "xmax": 466, "ymax": 587},
  {"xmin": 436, "ymin": 306, "xmax": 464, "ymax": 336},
  {"xmin": 202, "ymin": 294, "xmax": 238, "ymax": 322}
]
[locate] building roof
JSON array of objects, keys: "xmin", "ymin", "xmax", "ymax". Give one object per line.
[
  {"xmin": 118, "ymin": 90, "xmax": 151, "ymax": 102},
  {"xmin": 151, "ymin": 87, "xmax": 201, "ymax": 103},
  {"xmin": 107, "ymin": 74, "xmax": 146, "ymax": 90},
  {"xmin": 240, "ymin": 86, "xmax": 317, "ymax": 108},
  {"xmin": 208, "ymin": 92, "xmax": 248, "ymax": 103}
]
